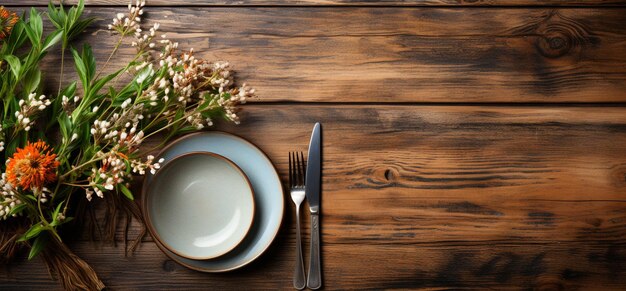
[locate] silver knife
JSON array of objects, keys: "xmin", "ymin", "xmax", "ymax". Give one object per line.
[{"xmin": 306, "ymin": 122, "xmax": 322, "ymax": 290}]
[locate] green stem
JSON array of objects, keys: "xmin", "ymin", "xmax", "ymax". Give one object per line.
[
  {"xmin": 51, "ymin": 178, "xmax": 62, "ymax": 200},
  {"xmin": 36, "ymin": 192, "xmax": 49, "ymax": 226},
  {"xmin": 94, "ymin": 36, "xmax": 124, "ymax": 81},
  {"xmin": 60, "ymin": 156, "xmax": 104, "ymax": 179},
  {"xmin": 57, "ymin": 48, "xmax": 65, "ymax": 96},
  {"xmin": 142, "ymin": 105, "xmax": 168, "ymax": 130},
  {"xmin": 113, "ymin": 51, "xmax": 143, "ymax": 87},
  {"xmin": 62, "ymin": 182, "xmax": 89, "ymax": 187},
  {"xmin": 61, "ymin": 188, "xmax": 75, "ymax": 217}
]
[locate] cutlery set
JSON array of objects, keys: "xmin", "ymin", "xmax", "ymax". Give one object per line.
[{"xmin": 289, "ymin": 122, "xmax": 323, "ymax": 290}]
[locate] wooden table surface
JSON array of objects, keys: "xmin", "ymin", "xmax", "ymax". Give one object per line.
[{"xmin": 2, "ymin": 0, "xmax": 626, "ymax": 290}]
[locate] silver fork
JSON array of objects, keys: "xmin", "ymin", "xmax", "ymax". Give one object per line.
[{"xmin": 289, "ymin": 151, "xmax": 307, "ymax": 290}]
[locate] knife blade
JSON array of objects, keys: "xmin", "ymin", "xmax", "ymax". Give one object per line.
[
  {"xmin": 306, "ymin": 123, "xmax": 321, "ymax": 213},
  {"xmin": 306, "ymin": 122, "xmax": 322, "ymax": 290}
]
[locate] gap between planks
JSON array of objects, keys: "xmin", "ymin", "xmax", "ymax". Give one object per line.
[{"xmin": 242, "ymin": 102, "xmax": 626, "ymax": 107}]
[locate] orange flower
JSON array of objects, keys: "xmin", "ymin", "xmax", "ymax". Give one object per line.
[
  {"xmin": 6, "ymin": 141, "xmax": 59, "ymax": 191},
  {"xmin": 0, "ymin": 6, "xmax": 18, "ymax": 41}
]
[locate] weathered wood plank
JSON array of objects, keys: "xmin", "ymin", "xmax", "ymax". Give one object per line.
[
  {"xmin": 3, "ymin": 241, "xmax": 626, "ymax": 290},
  {"xmin": 3, "ymin": 105, "xmax": 626, "ymax": 289},
  {"xmin": 5, "ymin": 0, "xmax": 626, "ymax": 7},
  {"xmin": 10, "ymin": 7, "xmax": 625, "ymax": 103}
]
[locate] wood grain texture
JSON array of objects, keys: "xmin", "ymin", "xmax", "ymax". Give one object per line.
[
  {"xmin": 5, "ymin": 0, "xmax": 626, "ymax": 6},
  {"xmin": 11, "ymin": 7, "xmax": 626, "ymax": 103},
  {"xmin": 2, "ymin": 105, "xmax": 626, "ymax": 289},
  {"xmin": 3, "ymin": 0, "xmax": 626, "ymax": 289}
]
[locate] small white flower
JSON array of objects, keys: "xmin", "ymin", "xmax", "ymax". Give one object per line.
[{"xmin": 85, "ymin": 188, "xmax": 94, "ymax": 201}]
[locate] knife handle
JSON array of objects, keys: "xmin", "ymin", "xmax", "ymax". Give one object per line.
[{"xmin": 307, "ymin": 213, "xmax": 322, "ymax": 290}]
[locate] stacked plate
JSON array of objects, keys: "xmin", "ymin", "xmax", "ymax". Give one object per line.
[{"xmin": 141, "ymin": 132, "xmax": 284, "ymax": 272}]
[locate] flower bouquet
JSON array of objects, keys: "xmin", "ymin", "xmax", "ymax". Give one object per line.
[{"xmin": 0, "ymin": 1, "xmax": 254, "ymax": 289}]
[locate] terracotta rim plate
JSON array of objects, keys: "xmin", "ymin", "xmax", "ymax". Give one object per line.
[
  {"xmin": 144, "ymin": 152, "xmax": 256, "ymax": 260},
  {"xmin": 142, "ymin": 131, "xmax": 284, "ymax": 272}
]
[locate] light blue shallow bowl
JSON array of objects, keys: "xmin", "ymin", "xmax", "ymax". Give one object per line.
[
  {"xmin": 143, "ymin": 132, "xmax": 284, "ymax": 272},
  {"xmin": 146, "ymin": 152, "xmax": 256, "ymax": 260}
]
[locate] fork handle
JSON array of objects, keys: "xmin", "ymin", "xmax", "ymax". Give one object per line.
[
  {"xmin": 294, "ymin": 207, "xmax": 306, "ymax": 290},
  {"xmin": 307, "ymin": 213, "xmax": 322, "ymax": 290}
]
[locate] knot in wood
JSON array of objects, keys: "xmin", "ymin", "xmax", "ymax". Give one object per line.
[
  {"xmin": 383, "ymin": 168, "xmax": 398, "ymax": 181},
  {"xmin": 511, "ymin": 11, "xmax": 597, "ymax": 59},
  {"xmin": 367, "ymin": 167, "xmax": 400, "ymax": 187},
  {"xmin": 535, "ymin": 11, "xmax": 596, "ymax": 58},
  {"xmin": 537, "ymin": 31, "xmax": 572, "ymax": 58}
]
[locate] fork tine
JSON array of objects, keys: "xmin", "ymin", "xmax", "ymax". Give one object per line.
[
  {"xmin": 292, "ymin": 152, "xmax": 297, "ymax": 187},
  {"xmin": 289, "ymin": 152, "xmax": 294, "ymax": 188},
  {"xmin": 300, "ymin": 151, "xmax": 306, "ymax": 184},
  {"xmin": 295, "ymin": 151, "xmax": 302, "ymax": 186},
  {"xmin": 292, "ymin": 151, "xmax": 297, "ymax": 187}
]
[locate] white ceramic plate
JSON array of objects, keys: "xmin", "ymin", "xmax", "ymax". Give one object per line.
[
  {"xmin": 145, "ymin": 152, "xmax": 255, "ymax": 260},
  {"xmin": 143, "ymin": 132, "xmax": 284, "ymax": 272}
]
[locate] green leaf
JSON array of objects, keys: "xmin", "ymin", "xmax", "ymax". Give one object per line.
[
  {"xmin": 28, "ymin": 233, "xmax": 48, "ymax": 260},
  {"xmin": 53, "ymin": 201, "xmax": 64, "ymax": 220},
  {"xmin": 21, "ymin": 8, "xmax": 43, "ymax": 51},
  {"xmin": 108, "ymin": 86, "xmax": 117, "ymax": 99},
  {"xmin": 81, "ymin": 44, "xmax": 96, "ymax": 85},
  {"xmin": 52, "ymin": 82, "xmax": 77, "ymax": 122},
  {"xmin": 80, "ymin": 122, "xmax": 91, "ymax": 146},
  {"xmin": 92, "ymin": 68, "xmax": 123, "ymax": 95},
  {"xmin": 60, "ymin": 81, "xmax": 77, "ymax": 98},
  {"xmin": 8, "ymin": 204, "xmax": 26, "ymax": 217},
  {"xmin": 60, "ymin": 0, "xmax": 94, "ymax": 48},
  {"xmin": 124, "ymin": 159, "xmax": 131, "ymax": 174},
  {"xmin": 68, "ymin": 17, "xmax": 95, "ymax": 41},
  {"xmin": 47, "ymin": 2, "xmax": 62, "ymax": 29},
  {"xmin": 42, "ymin": 29, "xmax": 63, "ymax": 51},
  {"xmin": 70, "ymin": 47, "xmax": 88, "ymax": 91},
  {"xmin": 75, "ymin": 0, "xmax": 85, "ymax": 21},
  {"xmin": 28, "ymin": 8, "xmax": 43, "ymax": 39},
  {"xmin": 175, "ymin": 109, "xmax": 184, "ymax": 120},
  {"xmin": 1, "ymin": 55, "xmax": 21, "ymax": 80},
  {"xmin": 18, "ymin": 224, "xmax": 44, "ymax": 242},
  {"xmin": 3, "ymin": 20, "xmax": 27, "ymax": 53},
  {"xmin": 134, "ymin": 67, "xmax": 154, "ymax": 86},
  {"xmin": 22, "ymin": 24, "xmax": 40, "ymax": 51},
  {"xmin": 23, "ymin": 68, "xmax": 41, "ymax": 93},
  {"xmin": 58, "ymin": 114, "xmax": 72, "ymax": 142},
  {"xmin": 119, "ymin": 184, "xmax": 134, "ymax": 201},
  {"xmin": 197, "ymin": 97, "xmax": 213, "ymax": 111},
  {"xmin": 50, "ymin": 202, "xmax": 63, "ymax": 227}
]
